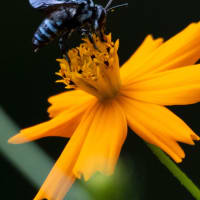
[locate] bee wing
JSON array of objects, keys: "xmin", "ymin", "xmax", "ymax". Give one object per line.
[{"xmin": 29, "ymin": 0, "xmax": 86, "ymax": 10}]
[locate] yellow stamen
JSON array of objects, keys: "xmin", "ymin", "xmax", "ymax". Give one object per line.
[{"xmin": 56, "ymin": 34, "xmax": 121, "ymax": 100}]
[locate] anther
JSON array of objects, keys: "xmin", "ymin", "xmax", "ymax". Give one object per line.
[
  {"xmin": 78, "ymin": 69, "xmax": 83, "ymax": 74},
  {"xmin": 104, "ymin": 61, "xmax": 109, "ymax": 66},
  {"xmin": 69, "ymin": 80, "xmax": 75, "ymax": 85},
  {"xmin": 91, "ymin": 55, "xmax": 95, "ymax": 59}
]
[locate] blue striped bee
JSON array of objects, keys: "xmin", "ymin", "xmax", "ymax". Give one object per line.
[{"xmin": 29, "ymin": 0, "xmax": 128, "ymax": 54}]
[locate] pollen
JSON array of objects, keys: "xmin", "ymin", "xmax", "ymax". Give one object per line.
[{"xmin": 56, "ymin": 34, "xmax": 121, "ymax": 100}]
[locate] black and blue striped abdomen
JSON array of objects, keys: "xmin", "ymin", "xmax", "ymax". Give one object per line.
[
  {"xmin": 32, "ymin": 6, "xmax": 85, "ymax": 52},
  {"xmin": 32, "ymin": 17, "xmax": 64, "ymax": 52},
  {"xmin": 32, "ymin": 6, "xmax": 79, "ymax": 52}
]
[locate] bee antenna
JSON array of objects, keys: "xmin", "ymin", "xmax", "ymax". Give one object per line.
[
  {"xmin": 105, "ymin": 0, "xmax": 114, "ymax": 10},
  {"xmin": 106, "ymin": 3, "xmax": 128, "ymax": 12}
]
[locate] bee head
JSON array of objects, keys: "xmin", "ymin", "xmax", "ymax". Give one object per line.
[
  {"xmin": 92, "ymin": 4, "xmax": 106, "ymax": 31},
  {"xmin": 92, "ymin": 0, "xmax": 128, "ymax": 31}
]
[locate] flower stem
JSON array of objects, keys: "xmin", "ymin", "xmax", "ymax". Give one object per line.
[{"xmin": 146, "ymin": 143, "xmax": 200, "ymax": 200}]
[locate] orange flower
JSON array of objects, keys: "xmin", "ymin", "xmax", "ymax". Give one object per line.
[{"xmin": 9, "ymin": 22, "xmax": 200, "ymax": 200}]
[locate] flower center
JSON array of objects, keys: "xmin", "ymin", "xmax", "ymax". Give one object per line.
[{"xmin": 56, "ymin": 34, "xmax": 121, "ymax": 100}]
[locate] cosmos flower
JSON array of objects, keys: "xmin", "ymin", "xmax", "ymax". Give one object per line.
[{"xmin": 9, "ymin": 22, "xmax": 200, "ymax": 200}]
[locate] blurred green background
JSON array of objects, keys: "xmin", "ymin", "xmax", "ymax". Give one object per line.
[{"xmin": 1, "ymin": 0, "xmax": 200, "ymax": 199}]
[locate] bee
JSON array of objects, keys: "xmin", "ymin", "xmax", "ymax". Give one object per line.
[{"xmin": 29, "ymin": 0, "xmax": 128, "ymax": 54}]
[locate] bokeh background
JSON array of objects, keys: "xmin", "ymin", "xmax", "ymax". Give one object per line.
[{"xmin": 1, "ymin": 0, "xmax": 200, "ymax": 199}]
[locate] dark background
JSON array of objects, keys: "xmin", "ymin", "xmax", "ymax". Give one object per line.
[{"xmin": 1, "ymin": 0, "xmax": 200, "ymax": 199}]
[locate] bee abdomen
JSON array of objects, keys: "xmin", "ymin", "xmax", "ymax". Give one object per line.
[{"xmin": 33, "ymin": 18, "xmax": 63, "ymax": 52}]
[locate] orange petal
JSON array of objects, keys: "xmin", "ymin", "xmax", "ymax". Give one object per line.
[
  {"xmin": 8, "ymin": 98, "xmax": 96, "ymax": 144},
  {"xmin": 120, "ymin": 35, "xmax": 163, "ymax": 83},
  {"xmin": 73, "ymin": 100, "xmax": 127, "ymax": 181},
  {"xmin": 123, "ymin": 22, "xmax": 200, "ymax": 84},
  {"xmin": 48, "ymin": 89, "xmax": 94, "ymax": 118},
  {"xmin": 34, "ymin": 100, "xmax": 99, "ymax": 200},
  {"xmin": 123, "ymin": 65, "xmax": 200, "ymax": 105},
  {"xmin": 117, "ymin": 94, "xmax": 199, "ymax": 162}
]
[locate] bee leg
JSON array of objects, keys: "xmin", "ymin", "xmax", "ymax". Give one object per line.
[
  {"xmin": 93, "ymin": 20, "xmax": 106, "ymax": 42},
  {"xmin": 63, "ymin": 54, "xmax": 71, "ymax": 65},
  {"xmin": 79, "ymin": 28, "xmax": 100, "ymax": 51},
  {"xmin": 79, "ymin": 28, "xmax": 87, "ymax": 37},
  {"xmin": 58, "ymin": 36, "xmax": 71, "ymax": 65},
  {"xmin": 88, "ymin": 32, "xmax": 101, "ymax": 52},
  {"xmin": 58, "ymin": 37, "xmax": 65, "ymax": 54},
  {"xmin": 96, "ymin": 30, "xmax": 105, "ymax": 42},
  {"xmin": 99, "ymin": 28, "xmax": 106, "ymax": 42}
]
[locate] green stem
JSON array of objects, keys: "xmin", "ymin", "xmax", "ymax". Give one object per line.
[{"xmin": 146, "ymin": 143, "xmax": 200, "ymax": 200}]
